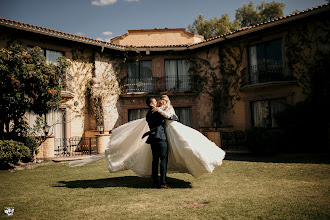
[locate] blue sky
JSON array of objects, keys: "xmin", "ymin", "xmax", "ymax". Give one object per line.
[{"xmin": 0, "ymin": 0, "xmax": 327, "ymax": 41}]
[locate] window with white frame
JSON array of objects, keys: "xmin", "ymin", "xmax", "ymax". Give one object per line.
[
  {"xmin": 165, "ymin": 59, "xmax": 191, "ymax": 91},
  {"xmin": 250, "ymin": 98, "xmax": 286, "ymax": 128}
]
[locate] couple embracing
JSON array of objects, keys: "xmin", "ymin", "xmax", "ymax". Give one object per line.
[
  {"xmin": 144, "ymin": 95, "xmax": 178, "ymax": 188},
  {"xmin": 70, "ymin": 95, "xmax": 225, "ymax": 188}
]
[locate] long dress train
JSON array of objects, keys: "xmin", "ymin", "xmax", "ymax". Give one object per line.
[{"xmin": 70, "ymin": 118, "xmax": 225, "ymax": 178}]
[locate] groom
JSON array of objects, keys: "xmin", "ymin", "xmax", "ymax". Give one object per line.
[{"xmin": 143, "ymin": 97, "xmax": 176, "ymax": 189}]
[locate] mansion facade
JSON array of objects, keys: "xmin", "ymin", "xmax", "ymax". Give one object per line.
[{"xmin": 0, "ymin": 3, "xmax": 329, "ymax": 150}]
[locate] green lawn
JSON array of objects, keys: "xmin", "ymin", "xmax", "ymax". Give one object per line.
[{"xmin": 1, "ymin": 154, "xmax": 329, "ymax": 219}]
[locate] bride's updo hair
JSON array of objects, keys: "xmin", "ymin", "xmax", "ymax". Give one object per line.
[{"xmin": 160, "ymin": 95, "xmax": 172, "ymax": 110}]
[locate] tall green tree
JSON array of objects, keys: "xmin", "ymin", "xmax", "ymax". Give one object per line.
[
  {"xmin": 188, "ymin": 14, "xmax": 239, "ymax": 40},
  {"xmin": 0, "ymin": 44, "xmax": 70, "ymax": 138},
  {"xmin": 235, "ymin": 1, "xmax": 285, "ymax": 27},
  {"xmin": 189, "ymin": 1, "xmax": 285, "ymax": 39},
  {"xmin": 235, "ymin": 1, "xmax": 262, "ymax": 27}
]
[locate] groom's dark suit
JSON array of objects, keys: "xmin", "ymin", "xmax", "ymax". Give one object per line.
[{"xmin": 145, "ymin": 108, "xmax": 177, "ymax": 186}]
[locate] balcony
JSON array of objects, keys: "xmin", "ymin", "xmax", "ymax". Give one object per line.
[
  {"xmin": 241, "ymin": 62, "xmax": 296, "ymax": 90},
  {"xmin": 124, "ymin": 76, "xmax": 195, "ymax": 94}
]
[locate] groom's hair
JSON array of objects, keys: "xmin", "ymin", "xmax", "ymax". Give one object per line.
[{"xmin": 146, "ymin": 97, "xmax": 155, "ymax": 107}]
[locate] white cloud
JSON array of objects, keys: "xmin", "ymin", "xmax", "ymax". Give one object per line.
[
  {"xmin": 124, "ymin": 0, "xmax": 139, "ymax": 2},
  {"xmin": 102, "ymin": 31, "xmax": 113, "ymax": 36},
  {"xmin": 91, "ymin": 0, "xmax": 117, "ymax": 6},
  {"xmin": 96, "ymin": 37, "xmax": 112, "ymax": 42},
  {"xmin": 75, "ymin": 32, "xmax": 85, "ymax": 36}
]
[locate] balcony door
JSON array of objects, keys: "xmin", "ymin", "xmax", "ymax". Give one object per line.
[
  {"xmin": 248, "ymin": 39, "xmax": 283, "ymax": 84},
  {"xmin": 127, "ymin": 61, "xmax": 153, "ymax": 92},
  {"xmin": 175, "ymin": 107, "xmax": 192, "ymax": 127},
  {"xmin": 251, "ymin": 98, "xmax": 286, "ymax": 128},
  {"xmin": 128, "ymin": 108, "xmax": 149, "ymax": 121},
  {"xmin": 165, "ymin": 59, "xmax": 191, "ymax": 91}
]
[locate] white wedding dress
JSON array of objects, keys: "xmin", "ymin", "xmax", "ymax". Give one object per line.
[{"xmin": 70, "ymin": 118, "xmax": 226, "ymax": 178}]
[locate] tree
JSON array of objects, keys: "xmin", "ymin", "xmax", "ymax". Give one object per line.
[
  {"xmin": 257, "ymin": 1, "xmax": 285, "ymax": 22},
  {"xmin": 188, "ymin": 1, "xmax": 285, "ymax": 39},
  {"xmin": 0, "ymin": 44, "xmax": 70, "ymax": 138},
  {"xmin": 235, "ymin": 1, "xmax": 262, "ymax": 27},
  {"xmin": 188, "ymin": 14, "xmax": 239, "ymax": 39},
  {"xmin": 235, "ymin": 1, "xmax": 284, "ymax": 27}
]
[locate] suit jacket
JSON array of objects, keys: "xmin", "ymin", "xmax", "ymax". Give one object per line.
[
  {"xmin": 145, "ymin": 108, "xmax": 167, "ymax": 144},
  {"xmin": 144, "ymin": 108, "xmax": 179, "ymax": 144}
]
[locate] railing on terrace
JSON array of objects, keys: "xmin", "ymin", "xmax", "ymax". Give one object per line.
[
  {"xmin": 126, "ymin": 77, "xmax": 153, "ymax": 93},
  {"xmin": 241, "ymin": 62, "xmax": 294, "ymax": 87},
  {"xmin": 125, "ymin": 76, "xmax": 195, "ymax": 93},
  {"xmin": 54, "ymin": 137, "xmax": 97, "ymax": 157},
  {"xmin": 220, "ymin": 131, "xmax": 248, "ymax": 152}
]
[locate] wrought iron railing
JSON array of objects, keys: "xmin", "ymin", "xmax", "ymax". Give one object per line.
[
  {"xmin": 126, "ymin": 77, "xmax": 153, "ymax": 93},
  {"xmin": 125, "ymin": 75, "xmax": 195, "ymax": 93},
  {"xmin": 220, "ymin": 131, "xmax": 248, "ymax": 151},
  {"xmin": 241, "ymin": 62, "xmax": 294, "ymax": 87},
  {"xmin": 54, "ymin": 137, "xmax": 97, "ymax": 157}
]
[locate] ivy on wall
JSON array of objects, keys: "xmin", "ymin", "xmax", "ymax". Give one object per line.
[
  {"xmin": 285, "ymin": 17, "xmax": 330, "ymax": 104},
  {"xmin": 70, "ymin": 46, "xmax": 142, "ymax": 129},
  {"xmin": 189, "ymin": 40, "xmax": 244, "ymax": 127}
]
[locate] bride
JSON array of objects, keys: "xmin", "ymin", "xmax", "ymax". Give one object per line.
[{"xmin": 70, "ymin": 95, "xmax": 225, "ymax": 178}]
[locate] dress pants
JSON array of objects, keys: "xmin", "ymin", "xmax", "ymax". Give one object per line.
[{"xmin": 151, "ymin": 140, "xmax": 168, "ymax": 185}]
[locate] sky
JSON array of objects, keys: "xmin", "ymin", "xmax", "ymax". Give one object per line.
[{"xmin": 0, "ymin": 0, "xmax": 327, "ymax": 41}]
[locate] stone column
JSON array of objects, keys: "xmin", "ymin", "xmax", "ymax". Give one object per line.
[
  {"xmin": 96, "ymin": 134, "xmax": 111, "ymax": 154},
  {"xmin": 65, "ymin": 108, "xmax": 71, "ymax": 140},
  {"xmin": 36, "ymin": 136, "xmax": 55, "ymax": 160}
]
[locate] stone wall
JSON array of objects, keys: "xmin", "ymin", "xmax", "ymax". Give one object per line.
[
  {"xmin": 64, "ymin": 46, "xmax": 95, "ymax": 137},
  {"xmin": 194, "ymin": 47, "xmax": 221, "ymax": 128},
  {"xmin": 93, "ymin": 52, "xmax": 122, "ymax": 131}
]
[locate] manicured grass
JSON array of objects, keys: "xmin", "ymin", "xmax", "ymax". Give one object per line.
[{"xmin": 1, "ymin": 154, "xmax": 329, "ymax": 219}]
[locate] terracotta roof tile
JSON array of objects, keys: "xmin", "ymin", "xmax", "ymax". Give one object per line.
[
  {"xmin": 0, "ymin": 17, "xmax": 125, "ymax": 50},
  {"xmin": 0, "ymin": 3, "xmax": 329, "ymax": 50}
]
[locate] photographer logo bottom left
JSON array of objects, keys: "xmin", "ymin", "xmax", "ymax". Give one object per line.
[{"xmin": 4, "ymin": 207, "xmax": 14, "ymax": 216}]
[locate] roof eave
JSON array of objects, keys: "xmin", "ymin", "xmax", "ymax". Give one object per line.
[
  {"xmin": 188, "ymin": 5, "xmax": 330, "ymax": 50},
  {"xmin": 135, "ymin": 46, "xmax": 189, "ymax": 52},
  {"xmin": 0, "ymin": 19, "xmax": 126, "ymax": 51}
]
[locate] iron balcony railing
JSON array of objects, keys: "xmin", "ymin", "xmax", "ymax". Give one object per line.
[
  {"xmin": 125, "ymin": 75, "xmax": 195, "ymax": 93},
  {"xmin": 220, "ymin": 130, "xmax": 248, "ymax": 152},
  {"xmin": 126, "ymin": 77, "xmax": 153, "ymax": 93},
  {"xmin": 241, "ymin": 62, "xmax": 295, "ymax": 87},
  {"xmin": 54, "ymin": 137, "xmax": 97, "ymax": 157}
]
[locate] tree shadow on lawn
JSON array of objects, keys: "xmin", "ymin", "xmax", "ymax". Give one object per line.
[
  {"xmin": 54, "ymin": 176, "xmax": 192, "ymax": 189},
  {"xmin": 225, "ymin": 153, "xmax": 330, "ymax": 164}
]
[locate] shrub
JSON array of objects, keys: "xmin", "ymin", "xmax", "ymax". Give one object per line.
[
  {"xmin": 17, "ymin": 136, "xmax": 38, "ymax": 162},
  {"xmin": 2, "ymin": 133, "xmax": 39, "ymax": 162},
  {"xmin": 0, "ymin": 140, "xmax": 31, "ymax": 168},
  {"xmin": 246, "ymin": 127, "xmax": 282, "ymax": 155},
  {"xmin": 274, "ymin": 99, "xmax": 325, "ymax": 153}
]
